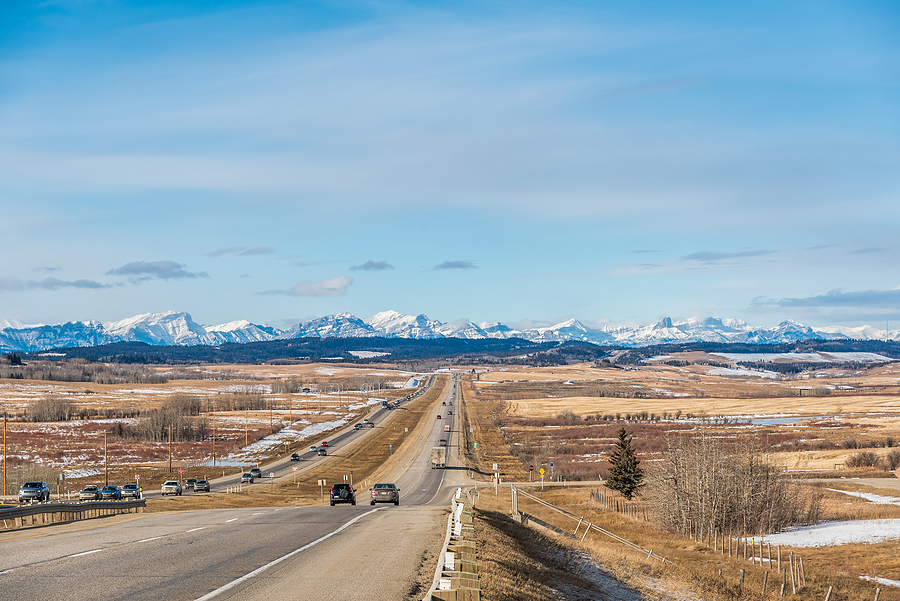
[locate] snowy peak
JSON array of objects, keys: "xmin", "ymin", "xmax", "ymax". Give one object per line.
[{"xmin": 2, "ymin": 309, "xmax": 898, "ymax": 353}]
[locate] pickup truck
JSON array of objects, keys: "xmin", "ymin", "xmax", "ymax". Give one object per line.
[{"xmin": 161, "ymin": 481, "xmax": 182, "ymax": 496}]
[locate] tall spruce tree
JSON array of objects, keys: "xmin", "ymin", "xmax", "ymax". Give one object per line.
[{"xmin": 605, "ymin": 428, "xmax": 643, "ymax": 500}]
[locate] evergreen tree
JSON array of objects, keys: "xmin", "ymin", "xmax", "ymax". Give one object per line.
[{"xmin": 605, "ymin": 428, "xmax": 643, "ymax": 500}]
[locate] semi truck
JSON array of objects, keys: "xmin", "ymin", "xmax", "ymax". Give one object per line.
[{"xmin": 431, "ymin": 447, "xmax": 446, "ymax": 469}]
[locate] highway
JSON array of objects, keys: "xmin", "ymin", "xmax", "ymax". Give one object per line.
[{"xmin": 0, "ymin": 376, "xmax": 465, "ymax": 601}]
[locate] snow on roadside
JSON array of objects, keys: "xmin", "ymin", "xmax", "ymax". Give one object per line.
[
  {"xmin": 758, "ymin": 519, "xmax": 900, "ymax": 547},
  {"xmin": 222, "ymin": 419, "xmax": 348, "ymax": 462},
  {"xmin": 828, "ymin": 488, "xmax": 900, "ymax": 505}
]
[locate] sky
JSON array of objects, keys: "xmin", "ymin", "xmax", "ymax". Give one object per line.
[{"xmin": 1, "ymin": 0, "xmax": 898, "ymax": 330}]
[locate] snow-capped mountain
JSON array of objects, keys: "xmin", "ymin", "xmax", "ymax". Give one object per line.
[{"xmin": 1, "ymin": 310, "xmax": 898, "ymax": 353}]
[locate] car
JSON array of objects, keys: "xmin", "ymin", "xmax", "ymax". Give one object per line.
[
  {"xmin": 354, "ymin": 423, "xmax": 362, "ymax": 430},
  {"xmin": 317, "ymin": 447, "xmax": 327, "ymax": 456},
  {"xmin": 161, "ymin": 480, "xmax": 183, "ymax": 496},
  {"xmin": 240, "ymin": 473, "xmax": 254, "ymax": 484},
  {"xmin": 330, "ymin": 483, "xmax": 356, "ymax": 506},
  {"xmin": 320, "ymin": 441, "xmax": 328, "ymax": 447},
  {"xmin": 436, "ymin": 414, "xmax": 441, "ymax": 419},
  {"xmin": 439, "ymin": 438, "xmax": 447, "ymax": 446},
  {"xmin": 309, "ymin": 446, "xmax": 318, "ymax": 453},
  {"xmin": 369, "ymin": 482, "xmax": 400, "ymax": 506},
  {"xmin": 121, "ymin": 483, "xmax": 142, "ymax": 499},
  {"xmin": 442, "ymin": 402, "xmax": 446, "ymax": 406},
  {"xmin": 290, "ymin": 452, "xmax": 301, "ymax": 461},
  {"xmin": 447, "ymin": 411, "xmax": 452, "ymax": 415},
  {"xmin": 185, "ymin": 478, "xmax": 198, "ymax": 491},
  {"xmin": 100, "ymin": 485, "xmax": 122, "ymax": 500},
  {"xmin": 194, "ymin": 479, "xmax": 210, "ymax": 492},
  {"xmin": 250, "ymin": 468, "xmax": 263, "ymax": 480},
  {"xmin": 79, "ymin": 484, "xmax": 102, "ymax": 501},
  {"xmin": 18, "ymin": 481, "xmax": 50, "ymax": 503}
]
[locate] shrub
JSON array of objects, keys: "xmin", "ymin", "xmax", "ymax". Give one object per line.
[
  {"xmin": 846, "ymin": 451, "xmax": 880, "ymax": 468},
  {"xmin": 882, "ymin": 449, "xmax": 900, "ymax": 471}
]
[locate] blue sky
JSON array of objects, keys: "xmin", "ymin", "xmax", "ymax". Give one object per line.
[{"xmin": 1, "ymin": 0, "xmax": 898, "ymax": 329}]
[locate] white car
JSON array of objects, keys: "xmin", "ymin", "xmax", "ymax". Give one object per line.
[{"xmin": 161, "ymin": 481, "xmax": 182, "ymax": 496}]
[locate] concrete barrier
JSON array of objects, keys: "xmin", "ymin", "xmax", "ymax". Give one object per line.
[{"xmin": 424, "ymin": 488, "xmax": 480, "ymax": 601}]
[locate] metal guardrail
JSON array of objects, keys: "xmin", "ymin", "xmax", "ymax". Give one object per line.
[
  {"xmin": 424, "ymin": 488, "xmax": 480, "ymax": 601},
  {"xmin": 0, "ymin": 498, "xmax": 146, "ymax": 530},
  {"xmin": 512, "ymin": 486, "xmax": 674, "ymax": 565}
]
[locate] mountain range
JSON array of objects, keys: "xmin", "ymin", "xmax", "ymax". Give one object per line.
[{"xmin": 1, "ymin": 310, "xmax": 897, "ymax": 354}]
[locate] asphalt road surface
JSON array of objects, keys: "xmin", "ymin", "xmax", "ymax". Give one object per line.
[{"xmin": 0, "ymin": 376, "xmax": 466, "ymax": 601}]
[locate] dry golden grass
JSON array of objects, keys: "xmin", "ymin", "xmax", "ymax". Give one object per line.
[
  {"xmin": 459, "ymin": 377, "xmax": 529, "ymax": 481},
  {"xmin": 142, "ymin": 375, "xmax": 450, "ymax": 511},
  {"xmin": 476, "ymin": 485, "xmax": 900, "ymax": 601}
]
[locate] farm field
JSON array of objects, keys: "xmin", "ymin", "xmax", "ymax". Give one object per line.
[
  {"xmin": 0, "ymin": 361, "xmax": 420, "ymax": 495},
  {"xmin": 458, "ymin": 357, "xmax": 900, "ymax": 600}
]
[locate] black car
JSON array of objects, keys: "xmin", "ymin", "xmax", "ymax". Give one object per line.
[
  {"xmin": 330, "ymin": 483, "xmax": 356, "ymax": 506},
  {"xmin": 250, "ymin": 468, "xmax": 263, "ymax": 480},
  {"xmin": 290, "ymin": 452, "xmax": 301, "ymax": 461},
  {"xmin": 185, "ymin": 478, "xmax": 198, "ymax": 491}
]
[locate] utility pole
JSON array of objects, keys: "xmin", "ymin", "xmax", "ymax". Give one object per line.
[
  {"xmin": 244, "ymin": 419, "xmax": 248, "ymax": 446},
  {"xmin": 212, "ymin": 426, "xmax": 216, "ymax": 467},
  {"xmin": 104, "ymin": 431, "xmax": 109, "ymax": 486},
  {"xmin": 269, "ymin": 404, "xmax": 273, "ymax": 435},
  {"xmin": 3, "ymin": 415, "xmax": 6, "ymax": 497},
  {"xmin": 168, "ymin": 426, "xmax": 172, "ymax": 473}
]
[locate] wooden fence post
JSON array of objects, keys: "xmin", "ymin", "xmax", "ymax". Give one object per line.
[
  {"xmin": 763, "ymin": 571, "xmax": 769, "ymax": 594},
  {"xmin": 874, "ymin": 587, "xmax": 881, "ymax": 601},
  {"xmin": 799, "ymin": 557, "xmax": 806, "ymax": 588},
  {"xmin": 777, "ymin": 546, "xmax": 782, "ymax": 573},
  {"xmin": 740, "ymin": 569, "xmax": 745, "ymax": 585},
  {"xmin": 790, "ymin": 552, "xmax": 796, "ymax": 594},
  {"xmin": 825, "ymin": 585, "xmax": 833, "ymax": 601},
  {"xmin": 780, "ymin": 569, "xmax": 786, "ymax": 597}
]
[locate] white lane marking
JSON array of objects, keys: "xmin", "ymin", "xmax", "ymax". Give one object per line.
[
  {"xmin": 194, "ymin": 508, "xmax": 380, "ymax": 601},
  {"xmin": 425, "ymin": 470, "xmax": 446, "ymax": 505},
  {"xmin": 252, "ymin": 512, "xmax": 263, "ymax": 515},
  {"xmin": 225, "ymin": 518, "xmax": 239, "ymax": 523},
  {"xmin": 185, "ymin": 527, "xmax": 205, "ymax": 533},
  {"xmin": 137, "ymin": 536, "xmax": 163, "ymax": 543},
  {"xmin": 69, "ymin": 549, "xmax": 103, "ymax": 558}
]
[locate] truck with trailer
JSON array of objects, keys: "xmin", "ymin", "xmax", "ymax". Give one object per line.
[{"xmin": 431, "ymin": 447, "xmax": 447, "ymax": 469}]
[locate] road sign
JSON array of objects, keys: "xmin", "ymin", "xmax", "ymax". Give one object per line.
[
  {"xmin": 178, "ymin": 470, "xmax": 184, "ymax": 474},
  {"xmin": 135, "ymin": 475, "xmax": 140, "ymax": 480},
  {"xmin": 292, "ymin": 466, "xmax": 298, "ymax": 471},
  {"xmin": 550, "ymin": 462, "xmax": 554, "ymax": 468},
  {"xmin": 529, "ymin": 465, "xmax": 534, "ymax": 471},
  {"xmin": 269, "ymin": 472, "xmax": 274, "ymax": 478},
  {"xmin": 539, "ymin": 468, "xmax": 545, "ymax": 476},
  {"xmin": 492, "ymin": 463, "xmax": 498, "ymax": 471}
]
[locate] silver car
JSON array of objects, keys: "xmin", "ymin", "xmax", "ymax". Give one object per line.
[
  {"xmin": 161, "ymin": 480, "xmax": 182, "ymax": 496},
  {"xmin": 369, "ymin": 482, "xmax": 400, "ymax": 506},
  {"xmin": 18, "ymin": 481, "xmax": 50, "ymax": 503},
  {"xmin": 79, "ymin": 485, "xmax": 102, "ymax": 501}
]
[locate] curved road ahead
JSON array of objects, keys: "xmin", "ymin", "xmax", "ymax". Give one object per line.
[{"xmin": 0, "ymin": 376, "xmax": 467, "ymax": 601}]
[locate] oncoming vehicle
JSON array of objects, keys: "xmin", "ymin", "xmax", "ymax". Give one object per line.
[
  {"xmin": 100, "ymin": 485, "xmax": 122, "ymax": 500},
  {"xmin": 309, "ymin": 446, "xmax": 318, "ymax": 453},
  {"xmin": 369, "ymin": 483, "xmax": 400, "ymax": 506},
  {"xmin": 240, "ymin": 473, "xmax": 254, "ymax": 484},
  {"xmin": 194, "ymin": 480, "xmax": 210, "ymax": 492},
  {"xmin": 79, "ymin": 485, "xmax": 102, "ymax": 501},
  {"xmin": 19, "ymin": 481, "xmax": 50, "ymax": 503},
  {"xmin": 185, "ymin": 478, "xmax": 198, "ymax": 491},
  {"xmin": 317, "ymin": 447, "xmax": 327, "ymax": 456},
  {"xmin": 330, "ymin": 483, "xmax": 356, "ymax": 506},
  {"xmin": 290, "ymin": 452, "xmax": 301, "ymax": 461},
  {"xmin": 121, "ymin": 483, "xmax": 141, "ymax": 499},
  {"xmin": 250, "ymin": 468, "xmax": 263, "ymax": 480},
  {"xmin": 161, "ymin": 481, "xmax": 183, "ymax": 496}
]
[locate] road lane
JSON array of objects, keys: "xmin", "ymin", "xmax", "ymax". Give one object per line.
[{"xmin": 0, "ymin": 375, "xmax": 464, "ymax": 601}]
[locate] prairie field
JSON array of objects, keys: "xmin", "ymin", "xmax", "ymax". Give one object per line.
[{"xmin": 0, "ymin": 361, "xmax": 419, "ymax": 494}]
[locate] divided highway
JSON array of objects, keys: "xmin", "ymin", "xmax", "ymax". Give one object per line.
[{"xmin": 0, "ymin": 376, "xmax": 467, "ymax": 601}]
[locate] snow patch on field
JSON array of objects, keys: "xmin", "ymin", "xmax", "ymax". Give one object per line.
[
  {"xmin": 828, "ymin": 488, "xmax": 900, "ymax": 505},
  {"xmin": 758, "ymin": 519, "xmax": 900, "ymax": 547},
  {"xmin": 709, "ymin": 367, "xmax": 778, "ymax": 378},
  {"xmin": 861, "ymin": 576, "xmax": 900, "ymax": 589}
]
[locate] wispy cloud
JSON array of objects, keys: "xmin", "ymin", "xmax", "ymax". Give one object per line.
[
  {"xmin": 681, "ymin": 250, "xmax": 774, "ymax": 263},
  {"xmin": 600, "ymin": 76, "xmax": 704, "ymax": 101},
  {"xmin": 0, "ymin": 276, "xmax": 106, "ymax": 292},
  {"xmin": 208, "ymin": 247, "xmax": 245, "ymax": 257},
  {"xmin": 33, "ymin": 266, "xmax": 61, "ymax": 273},
  {"xmin": 848, "ymin": 247, "xmax": 888, "ymax": 255},
  {"xmin": 239, "ymin": 247, "xmax": 275, "ymax": 256},
  {"xmin": 752, "ymin": 287, "xmax": 900, "ymax": 309},
  {"xmin": 106, "ymin": 260, "xmax": 208, "ymax": 282},
  {"xmin": 433, "ymin": 260, "xmax": 477, "ymax": 270},
  {"xmin": 351, "ymin": 260, "xmax": 394, "ymax": 272},
  {"xmin": 262, "ymin": 276, "xmax": 354, "ymax": 297}
]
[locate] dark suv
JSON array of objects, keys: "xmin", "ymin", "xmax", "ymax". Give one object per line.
[{"xmin": 330, "ymin": 483, "xmax": 356, "ymax": 506}]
